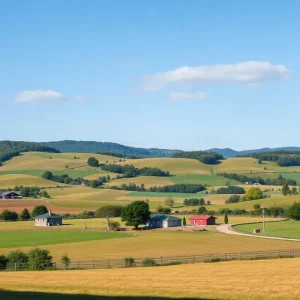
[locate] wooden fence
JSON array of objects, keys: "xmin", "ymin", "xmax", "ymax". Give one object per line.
[{"xmin": 2, "ymin": 247, "xmax": 300, "ymax": 272}]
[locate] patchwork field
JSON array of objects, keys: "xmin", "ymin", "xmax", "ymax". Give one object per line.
[
  {"xmin": 1, "ymin": 258, "xmax": 300, "ymax": 299},
  {"xmin": 0, "ymin": 174, "xmax": 59, "ymax": 188}
]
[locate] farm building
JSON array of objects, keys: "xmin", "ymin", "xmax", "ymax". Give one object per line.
[
  {"xmin": 35, "ymin": 211, "xmax": 63, "ymax": 226},
  {"xmin": 190, "ymin": 215, "xmax": 216, "ymax": 226},
  {"xmin": 0, "ymin": 191, "xmax": 22, "ymax": 199},
  {"xmin": 148, "ymin": 214, "xmax": 182, "ymax": 228}
]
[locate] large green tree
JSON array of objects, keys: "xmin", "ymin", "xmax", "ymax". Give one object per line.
[
  {"xmin": 87, "ymin": 157, "xmax": 99, "ymax": 167},
  {"xmin": 282, "ymin": 183, "xmax": 291, "ymax": 196},
  {"xmin": 32, "ymin": 205, "xmax": 48, "ymax": 217},
  {"xmin": 242, "ymin": 187, "xmax": 264, "ymax": 201},
  {"xmin": 121, "ymin": 201, "xmax": 150, "ymax": 229},
  {"xmin": 20, "ymin": 208, "xmax": 31, "ymax": 220},
  {"xmin": 0, "ymin": 210, "xmax": 18, "ymax": 221},
  {"xmin": 286, "ymin": 202, "xmax": 300, "ymax": 220}
]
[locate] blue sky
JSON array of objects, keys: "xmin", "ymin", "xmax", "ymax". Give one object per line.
[{"xmin": 1, "ymin": 0, "xmax": 300, "ymax": 150}]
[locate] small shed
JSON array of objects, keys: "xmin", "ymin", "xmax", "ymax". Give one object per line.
[
  {"xmin": 35, "ymin": 211, "xmax": 63, "ymax": 226},
  {"xmin": 0, "ymin": 191, "xmax": 22, "ymax": 199},
  {"xmin": 148, "ymin": 214, "xmax": 182, "ymax": 228},
  {"xmin": 190, "ymin": 215, "xmax": 216, "ymax": 226}
]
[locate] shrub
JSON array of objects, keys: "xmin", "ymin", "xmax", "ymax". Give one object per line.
[
  {"xmin": 183, "ymin": 217, "xmax": 186, "ymax": 226},
  {"xmin": 87, "ymin": 157, "xmax": 99, "ymax": 167},
  {"xmin": 197, "ymin": 206, "xmax": 207, "ymax": 214},
  {"xmin": 28, "ymin": 248, "xmax": 53, "ymax": 270},
  {"xmin": 225, "ymin": 194, "xmax": 241, "ymax": 204},
  {"xmin": 60, "ymin": 254, "xmax": 71, "ymax": 269},
  {"xmin": 242, "ymin": 187, "xmax": 264, "ymax": 201},
  {"xmin": 0, "ymin": 255, "xmax": 8, "ymax": 269},
  {"xmin": 125, "ymin": 257, "xmax": 135, "ymax": 267},
  {"xmin": 110, "ymin": 221, "xmax": 120, "ymax": 231},
  {"xmin": 7, "ymin": 250, "xmax": 29, "ymax": 264},
  {"xmin": 142, "ymin": 258, "xmax": 156, "ymax": 267},
  {"xmin": 286, "ymin": 202, "xmax": 300, "ymax": 220},
  {"xmin": 156, "ymin": 206, "xmax": 171, "ymax": 214},
  {"xmin": 0, "ymin": 210, "xmax": 18, "ymax": 221},
  {"xmin": 216, "ymin": 186, "xmax": 245, "ymax": 194}
]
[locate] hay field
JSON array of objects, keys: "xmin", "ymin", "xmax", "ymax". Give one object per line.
[
  {"xmin": 1, "ymin": 258, "xmax": 300, "ymax": 299},
  {"xmin": 0, "ymin": 174, "xmax": 58, "ymax": 188},
  {"xmin": 0, "ymin": 152, "xmax": 117, "ymax": 171}
]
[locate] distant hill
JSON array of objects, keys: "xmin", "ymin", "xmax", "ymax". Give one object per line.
[
  {"xmin": 207, "ymin": 147, "xmax": 300, "ymax": 158},
  {"xmin": 0, "ymin": 141, "xmax": 59, "ymax": 154},
  {"xmin": 42, "ymin": 140, "xmax": 181, "ymax": 158}
]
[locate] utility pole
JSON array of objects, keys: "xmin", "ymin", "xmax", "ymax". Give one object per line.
[{"xmin": 262, "ymin": 205, "xmax": 265, "ymax": 235}]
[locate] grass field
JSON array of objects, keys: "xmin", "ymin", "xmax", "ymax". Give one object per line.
[
  {"xmin": 235, "ymin": 220, "xmax": 300, "ymax": 238},
  {"xmin": 1, "ymin": 258, "xmax": 300, "ymax": 299},
  {"xmin": 0, "ymin": 231, "xmax": 129, "ymax": 248}
]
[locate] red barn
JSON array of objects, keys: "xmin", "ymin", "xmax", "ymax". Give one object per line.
[{"xmin": 190, "ymin": 215, "xmax": 216, "ymax": 226}]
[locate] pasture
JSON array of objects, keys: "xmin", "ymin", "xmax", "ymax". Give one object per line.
[
  {"xmin": 0, "ymin": 174, "xmax": 58, "ymax": 188},
  {"xmin": 0, "ymin": 231, "xmax": 129, "ymax": 248},
  {"xmin": 1, "ymin": 258, "xmax": 300, "ymax": 299},
  {"xmin": 235, "ymin": 219, "xmax": 300, "ymax": 238}
]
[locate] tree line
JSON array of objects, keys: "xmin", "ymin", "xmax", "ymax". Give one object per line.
[
  {"xmin": 215, "ymin": 186, "xmax": 245, "ymax": 194},
  {"xmin": 240, "ymin": 150, "xmax": 300, "ymax": 167},
  {"xmin": 149, "ymin": 184, "xmax": 206, "ymax": 193},
  {"xmin": 101, "ymin": 163, "xmax": 169, "ymax": 177},
  {"xmin": 42, "ymin": 171, "xmax": 109, "ymax": 189},
  {"xmin": 172, "ymin": 151, "xmax": 223, "ymax": 164},
  {"xmin": 96, "ymin": 152, "xmax": 142, "ymax": 159},
  {"xmin": 183, "ymin": 198, "xmax": 210, "ymax": 206},
  {"xmin": 217, "ymin": 172, "xmax": 297, "ymax": 186}
]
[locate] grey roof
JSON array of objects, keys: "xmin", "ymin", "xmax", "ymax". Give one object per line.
[
  {"xmin": 35, "ymin": 212, "xmax": 62, "ymax": 219},
  {"xmin": 150, "ymin": 214, "xmax": 182, "ymax": 221}
]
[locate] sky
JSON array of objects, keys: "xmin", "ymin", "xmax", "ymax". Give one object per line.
[{"xmin": 1, "ymin": 0, "xmax": 300, "ymax": 150}]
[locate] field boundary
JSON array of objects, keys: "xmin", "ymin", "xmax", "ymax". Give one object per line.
[{"xmin": 2, "ymin": 247, "xmax": 300, "ymax": 272}]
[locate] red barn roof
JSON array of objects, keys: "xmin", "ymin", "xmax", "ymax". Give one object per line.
[{"xmin": 190, "ymin": 215, "xmax": 216, "ymax": 220}]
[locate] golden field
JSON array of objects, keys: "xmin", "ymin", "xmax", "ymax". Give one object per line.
[{"xmin": 1, "ymin": 258, "xmax": 300, "ymax": 299}]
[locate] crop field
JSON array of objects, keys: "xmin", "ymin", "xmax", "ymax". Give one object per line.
[
  {"xmin": 0, "ymin": 231, "xmax": 129, "ymax": 248},
  {"xmin": 235, "ymin": 220, "xmax": 300, "ymax": 238},
  {"xmin": 1, "ymin": 258, "xmax": 300, "ymax": 299}
]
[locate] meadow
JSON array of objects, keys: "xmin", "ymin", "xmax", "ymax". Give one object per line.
[
  {"xmin": 1, "ymin": 258, "xmax": 300, "ymax": 299},
  {"xmin": 235, "ymin": 219, "xmax": 300, "ymax": 238}
]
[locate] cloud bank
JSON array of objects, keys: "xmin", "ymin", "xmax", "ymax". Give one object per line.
[
  {"xmin": 15, "ymin": 90, "xmax": 63, "ymax": 103},
  {"xmin": 169, "ymin": 92, "xmax": 207, "ymax": 101},
  {"xmin": 144, "ymin": 61, "xmax": 290, "ymax": 91}
]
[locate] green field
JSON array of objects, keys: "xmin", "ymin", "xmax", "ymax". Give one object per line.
[
  {"xmin": 0, "ymin": 231, "xmax": 129, "ymax": 248},
  {"xmin": 235, "ymin": 219, "xmax": 300, "ymax": 238}
]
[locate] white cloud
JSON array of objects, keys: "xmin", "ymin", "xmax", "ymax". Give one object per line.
[
  {"xmin": 169, "ymin": 92, "xmax": 207, "ymax": 101},
  {"xmin": 144, "ymin": 61, "xmax": 290, "ymax": 91},
  {"xmin": 15, "ymin": 90, "xmax": 63, "ymax": 103}
]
